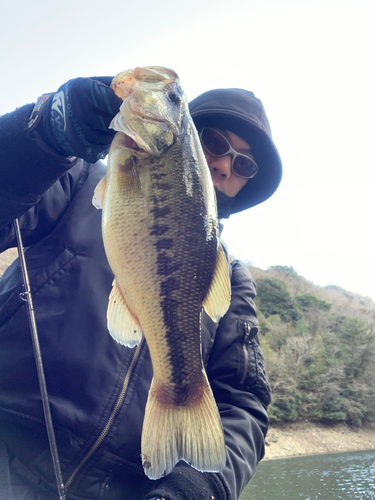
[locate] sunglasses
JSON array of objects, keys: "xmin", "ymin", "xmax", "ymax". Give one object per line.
[{"xmin": 199, "ymin": 127, "xmax": 258, "ymax": 179}]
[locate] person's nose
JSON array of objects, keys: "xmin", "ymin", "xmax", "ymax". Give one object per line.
[{"xmin": 208, "ymin": 155, "xmax": 232, "ymax": 182}]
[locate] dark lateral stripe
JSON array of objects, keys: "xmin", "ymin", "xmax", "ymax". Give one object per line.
[
  {"xmin": 150, "ymin": 206, "xmax": 171, "ymax": 219},
  {"xmin": 155, "ymin": 238, "xmax": 174, "ymax": 251},
  {"xmin": 160, "ymin": 277, "xmax": 179, "ymax": 296},
  {"xmin": 150, "ymin": 172, "xmax": 167, "ymax": 180},
  {"xmin": 151, "ymin": 183, "xmax": 171, "ymax": 191},
  {"xmin": 148, "ymin": 139, "xmax": 212, "ymax": 405},
  {"xmin": 150, "ymin": 224, "xmax": 169, "ymax": 237},
  {"xmin": 156, "ymin": 252, "xmax": 178, "ymax": 276}
]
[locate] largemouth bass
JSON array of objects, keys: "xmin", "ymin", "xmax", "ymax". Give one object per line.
[{"xmin": 93, "ymin": 66, "xmax": 231, "ymax": 480}]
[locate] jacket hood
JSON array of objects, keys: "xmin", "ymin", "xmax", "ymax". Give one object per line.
[{"xmin": 189, "ymin": 88, "xmax": 282, "ymax": 216}]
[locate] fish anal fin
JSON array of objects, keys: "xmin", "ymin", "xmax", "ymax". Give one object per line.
[
  {"xmin": 202, "ymin": 245, "xmax": 231, "ymax": 323},
  {"xmin": 92, "ymin": 176, "xmax": 107, "ymax": 210},
  {"xmin": 107, "ymin": 280, "xmax": 143, "ymax": 348},
  {"xmin": 141, "ymin": 373, "xmax": 226, "ymax": 480}
]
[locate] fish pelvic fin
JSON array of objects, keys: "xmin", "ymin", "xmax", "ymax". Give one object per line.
[
  {"xmin": 141, "ymin": 374, "xmax": 226, "ymax": 480},
  {"xmin": 92, "ymin": 176, "xmax": 107, "ymax": 210},
  {"xmin": 202, "ymin": 245, "xmax": 231, "ymax": 323},
  {"xmin": 107, "ymin": 280, "xmax": 143, "ymax": 348}
]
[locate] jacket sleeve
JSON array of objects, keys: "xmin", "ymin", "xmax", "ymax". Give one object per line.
[
  {"xmin": 208, "ymin": 259, "xmax": 271, "ymax": 499},
  {"xmin": 0, "ymin": 104, "xmax": 85, "ymax": 250}
]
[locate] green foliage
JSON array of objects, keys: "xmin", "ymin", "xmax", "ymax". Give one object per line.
[
  {"xmin": 269, "ymin": 385, "xmax": 302, "ymax": 422},
  {"xmin": 254, "ymin": 274, "xmax": 375, "ymax": 427},
  {"xmin": 268, "ymin": 265, "xmax": 298, "ymax": 274},
  {"xmin": 259, "ymin": 313, "xmax": 294, "ymax": 350},
  {"xmin": 295, "ymin": 293, "xmax": 331, "ymax": 312},
  {"xmin": 294, "ymin": 317, "xmax": 310, "ymax": 337},
  {"xmin": 336, "ymin": 318, "xmax": 375, "ymax": 379},
  {"xmin": 322, "ymin": 393, "xmax": 347, "ymax": 421},
  {"xmin": 256, "ymin": 277, "xmax": 302, "ymax": 325}
]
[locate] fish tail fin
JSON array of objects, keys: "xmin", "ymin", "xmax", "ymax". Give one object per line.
[{"xmin": 141, "ymin": 374, "xmax": 226, "ymax": 480}]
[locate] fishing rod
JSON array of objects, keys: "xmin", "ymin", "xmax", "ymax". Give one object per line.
[{"xmin": 13, "ymin": 218, "xmax": 66, "ymax": 500}]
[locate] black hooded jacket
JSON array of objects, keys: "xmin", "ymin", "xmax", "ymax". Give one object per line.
[{"xmin": 0, "ymin": 94, "xmax": 273, "ymax": 499}]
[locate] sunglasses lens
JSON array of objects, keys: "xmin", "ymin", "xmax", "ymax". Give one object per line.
[
  {"xmin": 233, "ymin": 156, "xmax": 258, "ymax": 179},
  {"xmin": 201, "ymin": 127, "xmax": 259, "ymax": 179},
  {"xmin": 201, "ymin": 128, "xmax": 230, "ymax": 156}
]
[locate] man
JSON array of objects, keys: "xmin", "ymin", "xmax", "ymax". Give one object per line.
[{"xmin": 0, "ymin": 76, "xmax": 282, "ymax": 500}]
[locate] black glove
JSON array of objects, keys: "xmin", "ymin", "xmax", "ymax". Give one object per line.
[
  {"xmin": 29, "ymin": 77, "xmax": 123, "ymax": 163},
  {"xmin": 143, "ymin": 462, "xmax": 227, "ymax": 500}
]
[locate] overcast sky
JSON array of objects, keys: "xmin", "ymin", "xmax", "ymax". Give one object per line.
[{"xmin": 1, "ymin": 0, "xmax": 374, "ymax": 299}]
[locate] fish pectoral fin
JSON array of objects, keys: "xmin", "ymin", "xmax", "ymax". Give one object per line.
[
  {"xmin": 116, "ymin": 156, "xmax": 143, "ymax": 199},
  {"xmin": 202, "ymin": 245, "xmax": 231, "ymax": 323},
  {"xmin": 107, "ymin": 280, "xmax": 143, "ymax": 348},
  {"xmin": 92, "ymin": 176, "xmax": 107, "ymax": 210},
  {"xmin": 141, "ymin": 374, "xmax": 226, "ymax": 480}
]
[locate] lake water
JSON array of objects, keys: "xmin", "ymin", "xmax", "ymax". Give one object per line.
[{"xmin": 240, "ymin": 449, "xmax": 375, "ymax": 499}]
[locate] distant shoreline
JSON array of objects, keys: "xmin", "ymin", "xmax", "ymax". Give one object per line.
[{"xmin": 264, "ymin": 422, "xmax": 375, "ymax": 460}]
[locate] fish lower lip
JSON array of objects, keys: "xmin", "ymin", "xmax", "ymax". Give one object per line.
[
  {"xmin": 146, "ymin": 116, "xmax": 164, "ymax": 123},
  {"xmin": 132, "ymin": 110, "xmax": 165, "ymax": 123},
  {"xmin": 120, "ymin": 134, "xmax": 141, "ymax": 149}
]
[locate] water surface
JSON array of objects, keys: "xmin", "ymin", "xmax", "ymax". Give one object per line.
[{"xmin": 240, "ymin": 449, "xmax": 375, "ymax": 499}]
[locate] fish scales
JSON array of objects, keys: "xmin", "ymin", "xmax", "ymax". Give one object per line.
[
  {"xmin": 116, "ymin": 138, "xmax": 217, "ymax": 405},
  {"xmin": 93, "ymin": 66, "xmax": 231, "ymax": 480}
]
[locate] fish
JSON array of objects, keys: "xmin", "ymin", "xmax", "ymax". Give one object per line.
[{"xmin": 92, "ymin": 66, "xmax": 231, "ymax": 480}]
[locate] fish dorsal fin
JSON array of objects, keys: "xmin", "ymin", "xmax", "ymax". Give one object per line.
[
  {"xmin": 107, "ymin": 280, "xmax": 143, "ymax": 348},
  {"xmin": 92, "ymin": 176, "xmax": 107, "ymax": 210},
  {"xmin": 202, "ymin": 245, "xmax": 231, "ymax": 323}
]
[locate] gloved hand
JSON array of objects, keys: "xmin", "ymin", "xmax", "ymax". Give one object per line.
[
  {"xmin": 143, "ymin": 462, "xmax": 225, "ymax": 500},
  {"xmin": 29, "ymin": 77, "xmax": 123, "ymax": 163}
]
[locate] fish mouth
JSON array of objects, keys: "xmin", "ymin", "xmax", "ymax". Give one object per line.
[
  {"xmin": 131, "ymin": 108, "xmax": 166, "ymax": 124},
  {"xmin": 118, "ymin": 133, "xmax": 146, "ymax": 152}
]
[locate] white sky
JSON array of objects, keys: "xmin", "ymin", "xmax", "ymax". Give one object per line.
[{"xmin": 1, "ymin": 0, "xmax": 374, "ymax": 299}]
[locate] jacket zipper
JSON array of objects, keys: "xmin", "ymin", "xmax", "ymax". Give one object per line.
[
  {"xmin": 240, "ymin": 321, "xmax": 251, "ymax": 385},
  {"xmin": 64, "ymin": 337, "xmax": 144, "ymax": 489}
]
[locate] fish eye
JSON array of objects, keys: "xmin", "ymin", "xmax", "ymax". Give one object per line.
[{"xmin": 169, "ymin": 92, "xmax": 181, "ymax": 105}]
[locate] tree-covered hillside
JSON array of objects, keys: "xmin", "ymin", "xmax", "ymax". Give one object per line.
[
  {"xmin": 1, "ymin": 250, "xmax": 374, "ymax": 427},
  {"xmin": 247, "ymin": 264, "xmax": 375, "ymax": 427}
]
